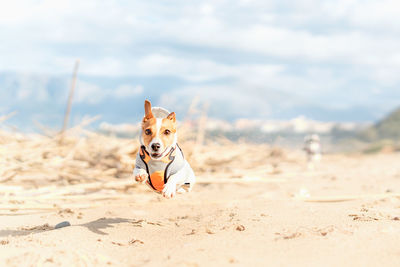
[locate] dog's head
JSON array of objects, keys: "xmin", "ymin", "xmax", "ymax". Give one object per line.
[{"xmin": 140, "ymin": 100, "xmax": 177, "ymax": 160}]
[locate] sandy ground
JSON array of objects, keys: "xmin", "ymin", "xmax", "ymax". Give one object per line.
[{"xmin": 1, "ymin": 153, "xmax": 400, "ymax": 267}]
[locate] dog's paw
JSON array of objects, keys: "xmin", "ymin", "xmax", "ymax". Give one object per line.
[
  {"xmin": 134, "ymin": 169, "xmax": 148, "ymax": 183},
  {"xmin": 162, "ymin": 182, "xmax": 177, "ymax": 199},
  {"xmin": 135, "ymin": 173, "xmax": 148, "ymax": 183}
]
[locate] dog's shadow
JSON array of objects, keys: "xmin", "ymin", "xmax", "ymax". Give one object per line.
[
  {"xmin": 80, "ymin": 217, "xmax": 132, "ymax": 235},
  {"xmin": 0, "ymin": 217, "xmax": 134, "ymax": 238}
]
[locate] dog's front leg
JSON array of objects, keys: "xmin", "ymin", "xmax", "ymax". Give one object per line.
[
  {"xmin": 162, "ymin": 170, "xmax": 185, "ymax": 199},
  {"xmin": 133, "ymin": 167, "xmax": 148, "ymax": 183}
]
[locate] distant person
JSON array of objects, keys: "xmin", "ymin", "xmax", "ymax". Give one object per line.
[{"xmin": 303, "ymin": 134, "xmax": 322, "ymax": 170}]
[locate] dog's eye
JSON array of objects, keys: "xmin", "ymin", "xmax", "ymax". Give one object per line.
[
  {"xmin": 145, "ymin": 129, "xmax": 152, "ymax": 135},
  {"xmin": 164, "ymin": 129, "xmax": 171, "ymax": 135}
]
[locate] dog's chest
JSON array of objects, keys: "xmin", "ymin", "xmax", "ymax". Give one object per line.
[{"xmin": 147, "ymin": 160, "xmax": 170, "ymax": 175}]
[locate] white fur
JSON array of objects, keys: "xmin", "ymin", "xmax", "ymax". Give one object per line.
[
  {"xmin": 148, "ymin": 118, "xmax": 164, "ymax": 155},
  {"xmin": 133, "ymin": 168, "xmax": 148, "ymax": 183},
  {"xmin": 162, "ymin": 161, "xmax": 195, "ymax": 198}
]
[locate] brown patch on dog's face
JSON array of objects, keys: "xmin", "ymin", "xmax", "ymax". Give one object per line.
[
  {"xmin": 141, "ymin": 117, "xmax": 157, "ymax": 147},
  {"xmin": 160, "ymin": 112, "xmax": 176, "ymax": 149},
  {"xmin": 141, "ymin": 100, "xmax": 156, "ymax": 147}
]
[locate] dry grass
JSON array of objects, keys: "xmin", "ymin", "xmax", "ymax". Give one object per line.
[
  {"xmin": 0, "ymin": 116, "xmax": 298, "ymax": 214},
  {"xmin": 0, "ymin": 127, "xmax": 137, "ymax": 187},
  {"xmin": 0, "ymin": 119, "xmax": 293, "ymax": 188}
]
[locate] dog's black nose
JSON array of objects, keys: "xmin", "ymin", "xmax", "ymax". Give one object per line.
[{"xmin": 151, "ymin": 143, "xmax": 161, "ymax": 152}]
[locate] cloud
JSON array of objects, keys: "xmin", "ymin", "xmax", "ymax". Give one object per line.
[
  {"xmin": 158, "ymin": 84, "xmax": 276, "ymax": 119},
  {"xmin": 74, "ymin": 81, "xmax": 105, "ymax": 104},
  {"xmin": 135, "ymin": 54, "xmax": 284, "ymax": 82},
  {"xmin": 114, "ymin": 85, "xmax": 144, "ymax": 98},
  {"xmin": 1, "ymin": 1, "xmax": 399, "ymax": 71},
  {"xmin": 74, "ymin": 81, "xmax": 144, "ymax": 104},
  {"xmin": 13, "ymin": 74, "xmax": 51, "ymax": 102},
  {"xmin": 1, "ymin": 0, "xmax": 400, "ymax": 121}
]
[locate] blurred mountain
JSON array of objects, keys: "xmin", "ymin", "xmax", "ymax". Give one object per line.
[
  {"xmin": 0, "ymin": 72, "xmax": 380, "ymax": 131},
  {"xmin": 0, "ymin": 72, "xmax": 175, "ymax": 130},
  {"xmin": 360, "ymin": 107, "xmax": 400, "ymax": 141}
]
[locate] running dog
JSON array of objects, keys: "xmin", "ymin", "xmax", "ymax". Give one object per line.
[{"xmin": 133, "ymin": 100, "xmax": 195, "ymax": 198}]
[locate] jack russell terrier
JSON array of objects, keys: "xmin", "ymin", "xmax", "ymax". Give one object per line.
[{"xmin": 133, "ymin": 100, "xmax": 196, "ymax": 198}]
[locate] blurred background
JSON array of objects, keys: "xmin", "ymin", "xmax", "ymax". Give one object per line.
[
  {"xmin": 1, "ymin": 0, "xmax": 400, "ymax": 151},
  {"xmin": 2, "ymin": 3, "xmax": 400, "ymax": 264}
]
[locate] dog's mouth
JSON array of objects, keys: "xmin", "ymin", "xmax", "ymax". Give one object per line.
[
  {"xmin": 150, "ymin": 147, "xmax": 170, "ymax": 159},
  {"xmin": 151, "ymin": 153, "xmax": 162, "ymax": 159}
]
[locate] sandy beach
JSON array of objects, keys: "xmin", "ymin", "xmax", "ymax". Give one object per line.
[{"xmin": 1, "ymin": 150, "xmax": 399, "ymax": 267}]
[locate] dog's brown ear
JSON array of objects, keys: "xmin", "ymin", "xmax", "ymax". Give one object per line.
[
  {"xmin": 166, "ymin": 112, "xmax": 176, "ymax": 122},
  {"xmin": 143, "ymin": 100, "xmax": 154, "ymax": 122}
]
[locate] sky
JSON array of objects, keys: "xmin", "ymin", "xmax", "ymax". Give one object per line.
[{"xmin": 1, "ymin": 0, "xmax": 400, "ymax": 127}]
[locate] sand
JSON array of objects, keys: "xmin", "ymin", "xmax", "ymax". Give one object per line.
[{"xmin": 1, "ymin": 152, "xmax": 400, "ymax": 267}]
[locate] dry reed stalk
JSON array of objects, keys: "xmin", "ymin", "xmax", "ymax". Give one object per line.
[
  {"xmin": 61, "ymin": 59, "xmax": 80, "ymax": 137},
  {"xmin": 0, "ymin": 111, "xmax": 17, "ymax": 124}
]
